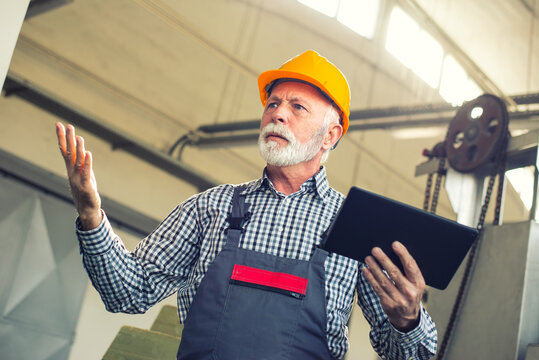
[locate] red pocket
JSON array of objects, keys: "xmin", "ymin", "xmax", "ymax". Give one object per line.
[{"xmin": 230, "ymin": 264, "xmax": 308, "ymax": 298}]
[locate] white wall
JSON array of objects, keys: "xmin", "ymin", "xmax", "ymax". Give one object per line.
[{"xmin": 0, "ymin": 0, "xmax": 29, "ymax": 88}]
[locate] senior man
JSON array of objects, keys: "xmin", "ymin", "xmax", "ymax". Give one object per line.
[{"xmin": 56, "ymin": 50, "xmax": 437, "ymax": 359}]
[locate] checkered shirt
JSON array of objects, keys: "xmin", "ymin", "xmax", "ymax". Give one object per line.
[{"xmin": 77, "ymin": 167, "xmax": 437, "ymax": 359}]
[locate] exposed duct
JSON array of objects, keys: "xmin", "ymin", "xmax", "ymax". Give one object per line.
[{"xmin": 169, "ymin": 93, "xmax": 539, "ymax": 157}]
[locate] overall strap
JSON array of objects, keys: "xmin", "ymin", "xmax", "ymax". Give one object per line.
[
  {"xmin": 311, "ymin": 246, "xmax": 329, "ymax": 267},
  {"xmin": 225, "ymin": 185, "xmax": 250, "ymax": 247}
]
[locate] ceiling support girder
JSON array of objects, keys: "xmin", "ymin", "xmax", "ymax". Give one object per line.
[
  {"xmin": 25, "ymin": 0, "xmax": 73, "ymax": 19},
  {"xmin": 0, "ymin": 148, "xmax": 160, "ymax": 236},
  {"xmin": 182, "ymin": 109, "xmax": 539, "ymax": 150},
  {"xmin": 2, "ymin": 74, "xmax": 218, "ymax": 191},
  {"xmin": 175, "ymin": 94, "xmax": 539, "ymax": 151},
  {"xmin": 195, "ymin": 93, "xmax": 539, "ymax": 135}
]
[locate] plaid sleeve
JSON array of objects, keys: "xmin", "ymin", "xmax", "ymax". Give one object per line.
[
  {"xmin": 76, "ymin": 210, "xmax": 112, "ymax": 255},
  {"xmin": 356, "ymin": 263, "xmax": 438, "ymax": 359},
  {"xmin": 76, "ymin": 197, "xmax": 201, "ymax": 314}
]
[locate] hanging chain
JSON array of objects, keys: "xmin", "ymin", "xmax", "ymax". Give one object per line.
[
  {"xmin": 423, "ymin": 172, "xmax": 433, "ymax": 212},
  {"xmin": 493, "ymin": 146, "xmax": 508, "ymax": 226},
  {"xmin": 432, "ymin": 132, "xmax": 509, "ymax": 360},
  {"xmin": 424, "ymin": 157, "xmax": 447, "ymax": 214},
  {"xmin": 431, "ymin": 158, "xmax": 446, "ymax": 214}
]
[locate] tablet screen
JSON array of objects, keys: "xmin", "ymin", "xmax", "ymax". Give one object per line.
[{"xmin": 322, "ymin": 187, "xmax": 478, "ymax": 290}]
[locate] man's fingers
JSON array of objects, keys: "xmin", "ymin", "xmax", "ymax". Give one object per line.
[
  {"xmin": 364, "ymin": 254, "xmax": 401, "ymax": 299},
  {"xmin": 371, "ymin": 247, "xmax": 406, "ymax": 286},
  {"xmin": 65, "ymin": 124, "xmax": 76, "ymax": 165},
  {"xmin": 56, "ymin": 122, "xmax": 67, "ymax": 158},
  {"xmin": 75, "ymin": 136, "xmax": 86, "ymax": 170},
  {"xmin": 364, "ymin": 244, "xmax": 425, "ymax": 332},
  {"xmin": 370, "ymin": 246, "xmax": 423, "ymax": 298},
  {"xmin": 81, "ymin": 151, "xmax": 93, "ymax": 182},
  {"xmin": 392, "ymin": 241, "xmax": 425, "ymax": 287},
  {"xmin": 361, "ymin": 265, "xmax": 393, "ymax": 305}
]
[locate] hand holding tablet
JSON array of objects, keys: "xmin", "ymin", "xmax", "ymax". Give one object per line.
[{"xmin": 322, "ymin": 187, "xmax": 478, "ymax": 290}]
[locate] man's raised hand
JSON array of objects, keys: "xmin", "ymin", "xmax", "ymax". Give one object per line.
[{"xmin": 56, "ymin": 122, "xmax": 102, "ymax": 230}]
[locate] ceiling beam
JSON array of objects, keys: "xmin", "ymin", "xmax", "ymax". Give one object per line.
[
  {"xmin": 0, "ymin": 148, "xmax": 160, "ymax": 237},
  {"xmin": 2, "ymin": 73, "xmax": 218, "ymax": 191},
  {"xmin": 25, "ymin": 0, "xmax": 73, "ymax": 19},
  {"xmin": 193, "ymin": 93, "xmax": 539, "ymax": 134},
  {"xmin": 179, "ymin": 109, "xmax": 539, "ymax": 150},
  {"xmin": 171, "ymin": 93, "xmax": 539, "ymax": 150}
]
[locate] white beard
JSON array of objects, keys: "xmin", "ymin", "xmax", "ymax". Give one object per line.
[{"xmin": 258, "ymin": 123, "xmax": 326, "ymax": 167}]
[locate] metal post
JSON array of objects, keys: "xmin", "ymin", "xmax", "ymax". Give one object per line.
[
  {"xmin": 0, "ymin": 0, "xmax": 30, "ymax": 88},
  {"xmin": 531, "ymin": 135, "xmax": 539, "ymax": 221},
  {"xmin": 444, "ymin": 169, "xmax": 486, "ymax": 227}
]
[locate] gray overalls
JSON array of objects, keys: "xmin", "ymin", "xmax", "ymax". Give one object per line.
[{"xmin": 177, "ymin": 185, "xmax": 336, "ymax": 359}]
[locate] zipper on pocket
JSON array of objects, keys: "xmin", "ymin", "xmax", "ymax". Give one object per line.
[{"xmin": 230, "ymin": 279, "xmax": 305, "ymax": 299}]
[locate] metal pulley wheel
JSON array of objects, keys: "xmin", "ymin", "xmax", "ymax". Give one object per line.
[{"xmin": 445, "ymin": 94, "xmax": 509, "ymax": 173}]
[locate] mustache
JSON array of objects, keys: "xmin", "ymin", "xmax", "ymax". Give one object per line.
[{"xmin": 260, "ymin": 123, "xmax": 295, "ymax": 142}]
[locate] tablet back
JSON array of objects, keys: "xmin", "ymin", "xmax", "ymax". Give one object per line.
[{"xmin": 322, "ymin": 187, "xmax": 478, "ymax": 290}]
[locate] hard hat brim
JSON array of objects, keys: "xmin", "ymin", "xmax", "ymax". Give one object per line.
[{"xmin": 258, "ymin": 69, "xmax": 350, "ymax": 135}]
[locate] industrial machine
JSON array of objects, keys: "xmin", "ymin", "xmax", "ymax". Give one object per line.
[{"xmin": 416, "ymin": 95, "xmax": 539, "ymax": 360}]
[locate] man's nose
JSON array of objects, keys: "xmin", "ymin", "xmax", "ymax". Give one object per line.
[{"xmin": 272, "ymin": 104, "xmax": 289, "ymax": 124}]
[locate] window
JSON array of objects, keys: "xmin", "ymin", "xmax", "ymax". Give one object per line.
[
  {"xmin": 464, "ymin": 78, "xmax": 482, "ymax": 103},
  {"xmin": 298, "ymin": 0, "xmax": 380, "ymax": 39},
  {"xmin": 298, "ymin": 2, "xmax": 484, "ymax": 106},
  {"xmin": 507, "ymin": 167, "xmax": 535, "ymax": 211},
  {"xmin": 337, "ymin": 0, "xmax": 380, "ymax": 39},
  {"xmin": 386, "ymin": 7, "xmax": 443, "ymax": 88},
  {"xmin": 411, "ymin": 31, "xmax": 443, "ymax": 88},
  {"xmin": 386, "ymin": 7, "xmax": 419, "ymax": 68},
  {"xmin": 439, "ymin": 55, "xmax": 481, "ymax": 105}
]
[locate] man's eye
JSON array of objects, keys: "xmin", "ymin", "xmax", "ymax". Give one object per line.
[
  {"xmin": 293, "ymin": 104, "xmax": 305, "ymax": 111},
  {"xmin": 267, "ymin": 102, "xmax": 278, "ymax": 109}
]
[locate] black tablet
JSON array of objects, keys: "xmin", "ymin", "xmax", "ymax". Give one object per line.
[{"xmin": 322, "ymin": 187, "xmax": 478, "ymax": 290}]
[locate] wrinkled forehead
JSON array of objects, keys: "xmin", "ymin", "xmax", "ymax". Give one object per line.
[{"xmin": 268, "ymin": 80, "xmax": 332, "ymax": 106}]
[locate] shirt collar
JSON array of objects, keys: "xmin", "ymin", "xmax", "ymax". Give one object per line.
[
  {"xmin": 310, "ymin": 167, "xmax": 331, "ymax": 200},
  {"xmin": 245, "ymin": 166, "xmax": 331, "ymax": 201},
  {"xmin": 242, "ymin": 176, "xmax": 264, "ymax": 195}
]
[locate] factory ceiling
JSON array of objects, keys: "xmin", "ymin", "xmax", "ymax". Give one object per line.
[{"xmin": 3, "ymin": 0, "xmax": 539, "ymax": 220}]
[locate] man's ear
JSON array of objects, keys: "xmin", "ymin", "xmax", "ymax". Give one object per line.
[{"xmin": 322, "ymin": 122, "xmax": 343, "ymax": 151}]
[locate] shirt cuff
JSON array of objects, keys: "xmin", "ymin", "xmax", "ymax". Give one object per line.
[
  {"xmin": 389, "ymin": 303, "xmax": 430, "ymax": 348},
  {"xmin": 76, "ymin": 210, "xmax": 113, "ymax": 255}
]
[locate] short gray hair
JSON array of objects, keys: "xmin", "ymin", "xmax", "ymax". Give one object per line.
[{"xmin": 320, "ymin": 106, "xmax": 341, "ymax": 163}]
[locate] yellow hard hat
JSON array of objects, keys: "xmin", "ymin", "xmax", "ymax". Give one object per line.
[{"xmin": 257, "ymin": 50, "xmax": 351, "ymax": 135}]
